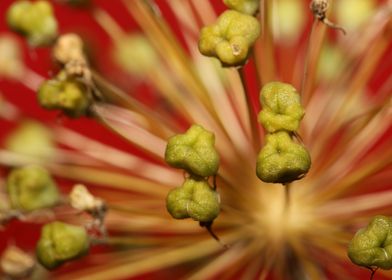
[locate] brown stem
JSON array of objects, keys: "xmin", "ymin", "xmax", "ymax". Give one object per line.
[{"xmin": 199, "ymin": 221, "xmax": 229, "ymax": 249}]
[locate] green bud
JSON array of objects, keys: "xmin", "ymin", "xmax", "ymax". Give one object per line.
[
  {"xmin": 198, "ymin": 10, "xmax": 260, "ymax": 66},
  {"xmin": 37, "ymin": 72, "xmax": 91, "ymax": 118},
  {"xmin": 6, "ymin": 165, "xmax": 59, "ymax": 211},
  {"xmin": 258, "ymin": 82, "xmax": 305, "ymax": 133},
  {"xmin": 5, "ymin": 120, "xmax": 55, "ymax": 159},
  {"xmin": 6, "ymin": 0, "xmax": 58, "ymax": 47},
  {"xmin": 256, "ymin": 131, "xmax": 311, "ymax": 184},
  {"xmin": 348, "ymin": 215, "xmax": 392, "ymax": 270},
  {"xmin": 166, "ymin": 177, "xmax": 220, "ymax": 222},
  {"xmin": 36, "ymin": 221, "xmax": 89, "ymax": 270},
  {"xmin": 223, "ymin": 0, "xmax": 259, "ymax": 15},
  {"xmin": 165, "ymin": 124, "xmax": 219, "ymax": 177}
]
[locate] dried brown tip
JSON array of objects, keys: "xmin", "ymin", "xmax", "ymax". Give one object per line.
[{"xmin": 310, "ymin": 0, "xmax": 346, "ymax": 35}]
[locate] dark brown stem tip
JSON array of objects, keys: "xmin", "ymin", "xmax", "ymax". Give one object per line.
[
  {"xmin": 199, "ymin": 221, "xmax": 229, "ymax": 249},
  {"xmin": 322, "ymin": 18, "xmax": 347, "ymax": 35}
]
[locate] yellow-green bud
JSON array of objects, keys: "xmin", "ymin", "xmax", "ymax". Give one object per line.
[
  {"xmin": 166, "ymin": 177, "xmax": 220, "ymax": 222},
  {"xmin": 348, "ymin": 215, "xmax": 392, "ymax": 270},
  {"xmin": 36, "ymin": 221, "xmax": 89, "ymax": 270},
  {"xmin": 165, "ymin": 124, "xmax": 219, "ymax": 177},
  {"xmin": 258, "ymin": 82, "xmax": 305, "ymax": 133},
  {"xmin": 198, "ymin": 10, "xmax": 260, "ymax": 66},
  {"xmin": 6, "ymin": 165, "xmax": 59, "ymax": 211},
  {"xmin": 37, "ymin": 72, "xmax": 91, "ymax": 118},
  {"xmin": 223, "ymin": 0, "xmax": 259, "ymax": 15},
  {"xmin": 5, "ymin": 120, "xmax": 55, "ymax": 159},
  {"xmin": 256, "ymin": 131, "xmax": 311, "ymax": 183},
  {"xmin": 6, "ymin": 0, "xmax": 58, "ymax": 47}
]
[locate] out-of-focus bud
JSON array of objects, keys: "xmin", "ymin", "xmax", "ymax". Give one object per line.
[
  {"xmin": 0, "ymin": 34, "xmax": 24, "ymax": 79},
  {"xmin": 335, "ymin": 0, "xmax": 375, "ymax": 31},
  {"xmin": 223, "ymin": 0, "xmax": 259, "ymax": 15},
  {"xmin": 69, "ymin": 184, "xmax": 105, "ymax": 213},
  {"xmin": 1, "ymin": 246, "xmax": 35, "ymax": 278}
]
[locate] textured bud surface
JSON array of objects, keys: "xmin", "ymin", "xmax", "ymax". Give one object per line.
[
  {"xmin": 223, "ymin": 0, "xmax": 259, "ymax": 15},
  {"xmin": 348, "ymin": 215, "xmax": 392, "ymax": 270},
  {"xmin": 6, "ymin": 0, "xmax": 58, "ymax": 46},
  {"xmin": 166, "ymin": 177, "xmax": 220, "ymax": 222},
  {"xmin": 165, "ymin": 124, "xmax": 219, "ymax": 177},
  {"xmin": 6, "ymin": 165, "xmax": 59, "ymax": 211},
  {"xmin": 256, "ymin": 131, "xmax": 311, "ymax": 183},
  {"xmin": 258, "ymin": 82, "xmax": 305, "ymax": 133},
  {"xmin": 36, "ymin": 221, "xmax": 89, "ymax": 270},
  {"xmin": 198, "ymin": 10, "xmax": 260, "ymax": 66}
]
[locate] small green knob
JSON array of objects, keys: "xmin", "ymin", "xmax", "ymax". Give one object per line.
[
  {"xmin": 166, "ymin": 177, "xmax": 220, "ymax": 222},
  {"xmin": 36, "ymin": 221, "xmax": 89, "ymax": 270},
  {"xmin": 6, "ymin": 165, "xmax": 59, "ymax": 211},
  {"xmin": 223, "ymin": 0, "xmax": 259, "ymax": 15},
  {"xmin": 37, "ymin": 73, "xmax": 91, "ymax": 118},
  {"xmin": 256, "ymin": 131, "xmax": 311, "ymax": 184},
  {"xmin": 348, "ymin": 215, "xmax": 392, "ymax": 270},
  {"xmin": 6, "ymin": 0, "xmax": 58, "ymax": 47},
  {"xmin": 165, "ymin": 124, "xmax": 219, "ymax": 177},
  {"xmin": 258, "ymin": 82, "xmax": 305, "ymax": 133},
  {"xmin": 199, "ymin": 10, "xmax": 260, "ymax": 66}
]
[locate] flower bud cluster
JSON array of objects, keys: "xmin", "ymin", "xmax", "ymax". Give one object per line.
[
  {"xmin": 256, "ymin": 82, "xmax": 311, "ymax": 184},
  {"xmin": 164, "ymin": 125, "xmax": 220, "ymax": 223}
]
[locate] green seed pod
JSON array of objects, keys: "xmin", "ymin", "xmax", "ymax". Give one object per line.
[
  {"xmin": 37, "ymin": 72, "xmax": 91, "ymax": 118},
  {"xmin": 166, "ymin": 177, "xmax": 220, "ymax": 222},
  {"xmin": 6, "ymin": 0, "xmax": 58, "ymax": 47},
  {"xmin": 258, "ymin": 82, "xmax": 305, "ymax": 133},
  {"xmin": 198, "ymin": 10, "xmax": 260, "ymax": 66},
  {"xmin": 348, "ymin": 215, "xmax": 392, "ymax": 270},
  {"xmin": 165, "ymin": 124, "xmax": 219, "ymax": 177},
  {"xmin": 256, "ymin": 131, "xmax": 311, "ymax": 184},
  {"xmin": 223, "ymin": 0, "xmax": 259, "ymax": 15},
  {"xmin": 6, "ymin": 165, "xmax": 59, "ymax": 211},
  {"xmin": 36, "ymin": 221, "xmax": 89, "ymax": 270}
]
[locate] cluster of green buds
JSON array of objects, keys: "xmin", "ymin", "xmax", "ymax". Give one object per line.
[
  {"xmin": 164, "ymin": 125, "xmax": 220, "ymax": 223},
  {"xmin": 198, "ymin": 9, "xmax": 260, "ymax": 66},
  {"xmin": 36, "ymin": 221, "xmax": 89, "ymax": 269},
  {"xmin": 256, "ymin": 82, "xmax": 311, "ymax": 184},
  {"xmin": 6, "ymin": 0, "xmax": 58, "ymax": 47},
  {"xmin": 223, "ymin": 0, "xmax": 259, "ymax": 15},
  {"xmin": 6, "ymin": 165, "xmax": 59, "ymax": 212},
  {"xmin": 348, "ymin": 216, "xmax": 392, "ymax": 271},
  {"xmin": 37, "ymin": 71, "xmax": 92, "ymax": 118}
]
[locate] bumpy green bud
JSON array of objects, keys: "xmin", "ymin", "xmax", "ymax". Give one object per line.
[
  {"xmin": 198, "ymin": 10, "xmax": 260, "ymax": 66},
  {"xmin": 5, "ymin": 120, "xmax": 55, "ymax": 159},
  {"xmin": 6, "ymin": 165, "xmax": 59, "ymax": 211},
  {"xmin": 37, "ymin": 72, "xmax": 91, "ymax": 118},
  {"xmin": 348, "ymin": 216, "xmax": 392, "ymax": 270},
  {"xmin": 6, "ymin": 0, "xmax": 58, "ymax": 46},
  {"xmin": 165, "ymin": 125, "xmax": 219, "ymax": 177},
  {"xmin": 223, "ymin": 0, "xmax": 259, "ymax": 15},
  {"xmin": 258, "ymin": 82, "xmax": 305, "ymax": 133},
  {"xmin": 36, "ymin": 221, "xmax": 89, "ymax": 270},
  {"xmin": 166, "ymin": 177, "xmax": 220, "ymax": 222},
  {"xmin": 256, "ymin": 131, "xmax": 311, "ymax": 183}
]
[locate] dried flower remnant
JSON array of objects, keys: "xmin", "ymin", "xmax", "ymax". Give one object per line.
[
  {"xmin": 223, "ymin": 0, "xmax": 259, "ymax": 15},
  {"xmin": 36, "ymin": 221, "xmax": 90, "ymax": 270},
  {"xmin": 198, "ymin": 10, "xmax": 260, "ymax": 66},
  {"xmin": 310, "ymin": 0, "xmax": 346, "ymax": 34},
  {"xmin": 6, "ymin": 165, "xmax": 59, "ymax": 212},
  {"xmin": 6, "ymin": 0, "xmax": 58, "ymax": 46},
  {"xmin": 0, "ymin": 246, "xmax": 35, "ymax": 279},
  {"xmin": 348, "ymin": 216, "xmax": 392, "ymax": 279}
]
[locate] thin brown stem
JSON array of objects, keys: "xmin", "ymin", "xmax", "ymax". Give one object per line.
[
  {"xmin": 284, "ymin": 183, "xmax": 291, "ymax": 211},
  {"xmin": 368, "ymin": 267, "xmax": 378, "ymax": 280},
  {"xmin": 200, "ymin": 221, "xmax": 229, "ymax": 249}
]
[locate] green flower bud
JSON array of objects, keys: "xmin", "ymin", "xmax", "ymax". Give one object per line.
[
  {"xmin": 166, "ymin": 177, "xmax": 220, "ymax": 222},
  {"xmin": 37, "ymin": 72, "xmax": 91, "ymax": 118},
  {"xmin": 5, "ymin": 120, "xmax": 55, "ymax": 159},
  {"xmin": 6, "ymin": 165, "xmax": 59, "ymax": 211},
  {"xmin": 36, "ymin": 221, "xmax": 89, "ymax": 270},
  {"xmin": 256, "ymin": 131, "xmax": 311, "ymax": 184},
  {"xmin": 6, "ymin": 0, "xmax": 58, "ymax": 47},
  {"xmin": 258, "ymin": 82, "xmax": 305, "ymax": 133},
  {"xmin": 198, "ymin": 10, "xmax": 260, "ymax": 66},
  {"xmin": 165, "ymin": 124, "xmax": 219, "ymax": 177},
  {"xmin": 348, "ymin": 215, "xmax": 392, "ymax": 270},
  {"xmin": 223, "ymin": 0, "xmax": 259, "ymax": 15}
]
